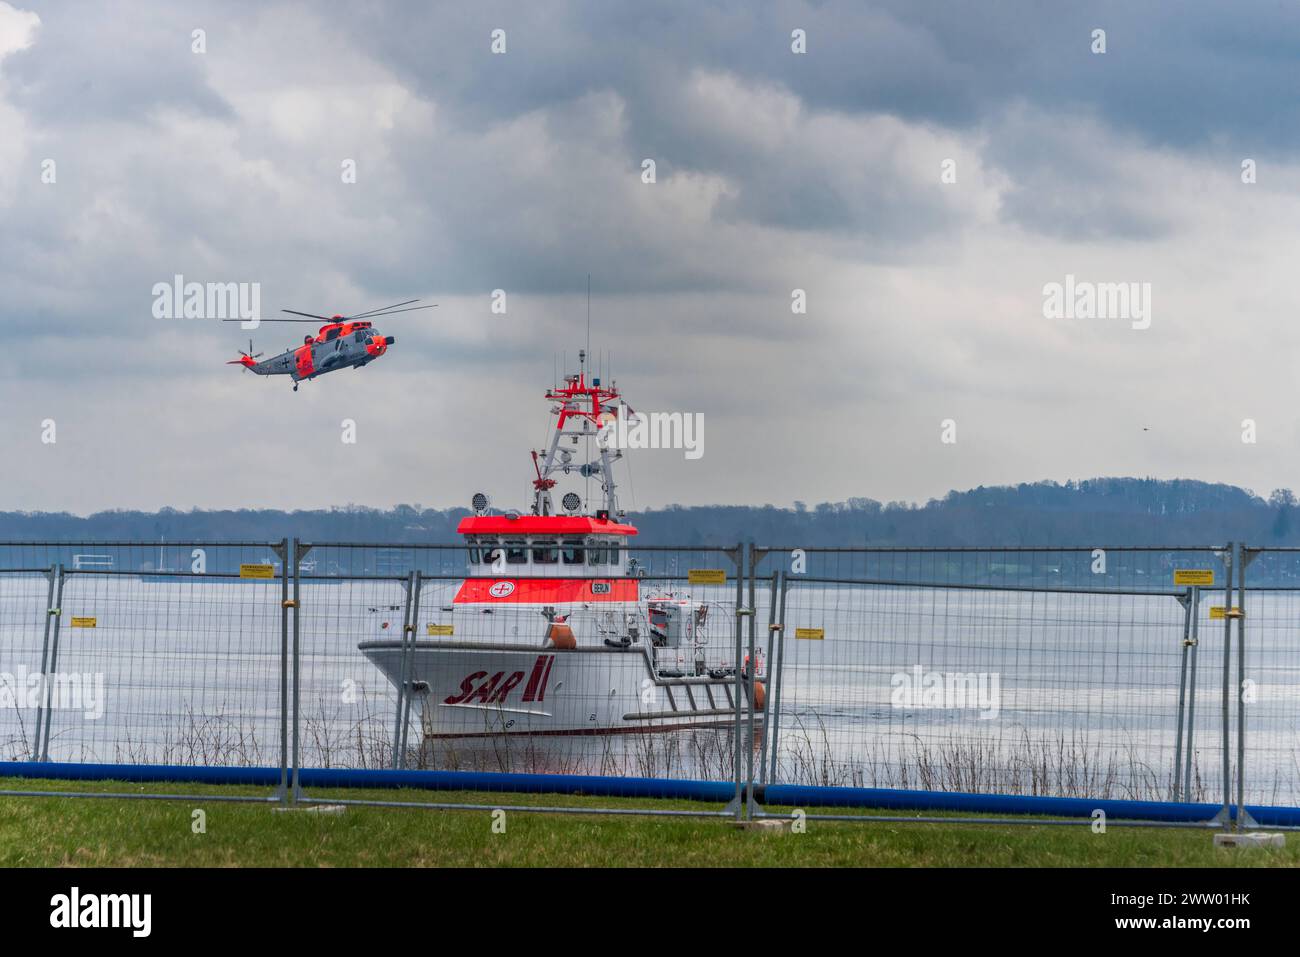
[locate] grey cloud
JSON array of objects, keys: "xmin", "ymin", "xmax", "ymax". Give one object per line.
[
  {"xmin": 4, "ymin": 1, "xmax": 1300, "ymax": 513},
  {"xmin": 7, "ymin": 1, "xmax": 231, "ymax": 124},
  {"xmin": 338, "ymin": 1, "xmax": 1300, "ymax": 150}
]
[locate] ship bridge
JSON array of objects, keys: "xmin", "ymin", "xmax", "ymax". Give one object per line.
[{"xmin": 456, "ymin": 514, "xmax": 638, "ymax": 580}]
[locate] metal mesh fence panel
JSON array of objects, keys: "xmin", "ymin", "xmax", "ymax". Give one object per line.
[
  {"xmin": 1238, "ymin": 548, "xmax": 1300, "ymax": 808},
  {"xmin": 1, "ymin": 542, "xmax": 287, "ymax": 769},
  {"xmin": 761, "ymin": 547, "xmax": 1232, "ymax": 804},
  {"xmin": 294, "ymin": 570, "xmax": 410, "ymax": 769},
  {"xmin": 294, "ymin": 543, "xmax": 748, "ymax": 786},
  {"xmin": 0, "ymin": 569, "xmax": 54, "ymax": 761}
]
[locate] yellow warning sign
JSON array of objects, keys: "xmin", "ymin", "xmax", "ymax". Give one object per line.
[
  {"xmin": 240, "ymin": 563, "xmax": 276, "ymax": 579},
  {"xmin": 70, "ymin": 617, "xmax": 97, "ymax": 628},
  {"xmin": 688, "ymin": 569, "xmax": 727, "ymax": 585},
  {"xmin": 1174, "ymin": 569, "xmax": 1215, "ymax": 586},
  {"xmin": 795, "ymin": 628, "xmax": 825, "ymax": 640},
  {"xmin": 426, "ymin": 623, "xmax": 455, "ymax": 636},
  {"xmin": 1209, "ymin": 607, "xmax": 1241, "ymax": 620}
]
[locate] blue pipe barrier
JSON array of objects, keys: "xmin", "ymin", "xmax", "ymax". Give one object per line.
[
  {"xmin": 0, "ymin": 761, "xmax": 735, "ymax": 802},
  {"xmin": 2, "ymin": 761, "xmax": 282, "ymax": 788},
  {"xmin": 759, "ymin": 783, "xmax": 1300, "ymax": 828},
  {"xmin": 7, "ymin": 760, "xmax": 1300, "ymax": 827}
]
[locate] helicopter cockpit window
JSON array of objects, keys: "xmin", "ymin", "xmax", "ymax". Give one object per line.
[
  {"xmin": 561, "ymin": 540, "xmax": 585, "ymax": 564},
  {"xmin": 532, "ymin": 539, "xmax": 558, "ymax": 564},
  {"xmin": 354, "ymin": 331, "xmax": 366, "ymax": 342},
  {"xmin": 504, "ymin": 540, "xmax": 527, "ymax": 564},
  {"xmin": 325, "ymin": 327, "xmax": 341, "ymax": 341}
]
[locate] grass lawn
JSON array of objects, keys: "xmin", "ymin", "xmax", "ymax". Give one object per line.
[{"xmin": 1, "ymin": 776, "xmax": 1296, "ymax": 867}]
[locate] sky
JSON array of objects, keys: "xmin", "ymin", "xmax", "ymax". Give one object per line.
[{"xmin": 2, "ymin": 1, "xmax": 1300, "ymax": 514}]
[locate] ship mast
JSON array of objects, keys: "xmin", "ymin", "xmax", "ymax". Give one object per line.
[{"xmin": 532, "ymin": 349, "xmax": 625, "ymax": 517}]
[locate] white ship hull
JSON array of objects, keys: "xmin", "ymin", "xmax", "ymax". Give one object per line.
[{"xmin": 359, "ymin": 640, "xmax": 763, "ymax": 741}]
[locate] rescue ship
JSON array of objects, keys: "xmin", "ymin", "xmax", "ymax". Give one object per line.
[{"xmin": 359, "ymin": 352, "xmax": 764, "ymax": 752}]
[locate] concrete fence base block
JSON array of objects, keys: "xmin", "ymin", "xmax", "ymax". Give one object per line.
[
  {"xmin": 733, "ymin": 818, "xmax": 790, "ymax": 832},
  {"xmin": 1213, "ymin": 832, "xmax": 1284, "ymax": 849},
  {"xmin": 273, "ymin": 804, "xmax": 347, "ymax": 815}
]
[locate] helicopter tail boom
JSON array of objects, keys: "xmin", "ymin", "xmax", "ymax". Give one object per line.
[{"xmin": 226, "ymin": 354, "xmax": 277, "ymax": 375}]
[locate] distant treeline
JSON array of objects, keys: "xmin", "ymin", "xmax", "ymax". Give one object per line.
[{"xmin": 1, "ymin": 477, "xmax": 1297, "ymax": 547}]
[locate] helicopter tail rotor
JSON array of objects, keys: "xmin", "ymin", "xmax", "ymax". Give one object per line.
[{"xmin": 227, "ymin": 339, "xmax": 264, "ymax": 370}]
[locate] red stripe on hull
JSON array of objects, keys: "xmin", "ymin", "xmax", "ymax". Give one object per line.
[{"xmin": 453, "ymin": 578, "xmax": 639, "ymax": 604}]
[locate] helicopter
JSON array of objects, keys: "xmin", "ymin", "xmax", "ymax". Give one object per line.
[{"xmin": 225, "ymin": 299, "xmax": 435, "ymax": 391}]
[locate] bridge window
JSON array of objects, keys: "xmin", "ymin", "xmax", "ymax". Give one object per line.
[
  {"xmin": 587, "ymin": 539, "xmax": 609, "ymax": 566},
  {"xmin": 561, "ymin": 540, "xmax": 584, "ymax": 564},
  {"xmin": 532, "ymin": 539, "xmax": 558, "ymax": 564},
  {"xmin": 481, "ymin": 540, "xmax": 502, "ymax": 567},
  {"xmin": 466, "ymin": 537, "xmax": 481, "ymax": 564},
  {"xmin": 504, "ymin": 540, "xmax": 527, "ymax": 565}
]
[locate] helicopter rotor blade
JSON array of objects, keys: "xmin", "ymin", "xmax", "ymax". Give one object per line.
[
  {"xmin": 282, "ymin": 309, "xmax": 335, "ymax": 320},
  {"xmin": 221, "ymin": 316, "xmax": 321, "ymax": 323},
  {"xmin": 350, "ymin": 304, "xmax": 438, "ymax": 319},
  {"xmin": 220, "ymin": 303, "xmax": 436, "ymax": 324},
  {"xmin": 346, "ymin": 299, "xmax": 420, "ymax": 319}
]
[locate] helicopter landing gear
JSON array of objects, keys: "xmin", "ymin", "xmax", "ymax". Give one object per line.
[{"xmin": 292, "ymin": 382, "xmax": 299, "ymax": 392}]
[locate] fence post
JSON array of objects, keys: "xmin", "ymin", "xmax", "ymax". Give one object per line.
[
  {"xmin": 728, "ymin": 542, "xmax": 746, "ymax": 820},
  {"xmin": 392, "ymin": 569, "xmax": 417, "ymax": 770},
  {"xmin": 1172, "ymin": 587, "xmax": 1193, "ymax": 801},
  {"xmin": 758, "ymin": 569, "xmax": 779, "ymax": 786},
  {"xmin": 31, "ymin": 564, "xmax": 57, "ymax": 761},
  {"xmin": 1235, "ymin": 545, "xmax": 1257, "ymax": 829},
  {"xmin": 398, "ymin": 571, "xmax": 423, "ymax": 767},
  {"xmin": 37, "ymin": 564, "xmax": 66, "ymax": 763},
  {"xmin": 745, "ymin": 544, "xmax": 761, "ymax": 817},
  {"xmin": 767, "ymin": 570, "xmax": 789, "ymax": 786},
  {"xmin": 291, "ymin": 539, "xmax": 308, "ymax": 802},
  {"xmin": 1218, "ymin": 542, "xmax": 1234, "ymax": 828},
  {"xmin": 1182, "ymin": 585, "xmax": 1201, "ymax": 802},
  {"xmin": 275, "ymin": 539, "xmax": 289, "ymax": 803}
]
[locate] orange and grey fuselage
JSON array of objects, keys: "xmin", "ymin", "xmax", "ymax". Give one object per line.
[{"xmin": 229, "ymin": 317, "xmax": 395, "ymax": 391}]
